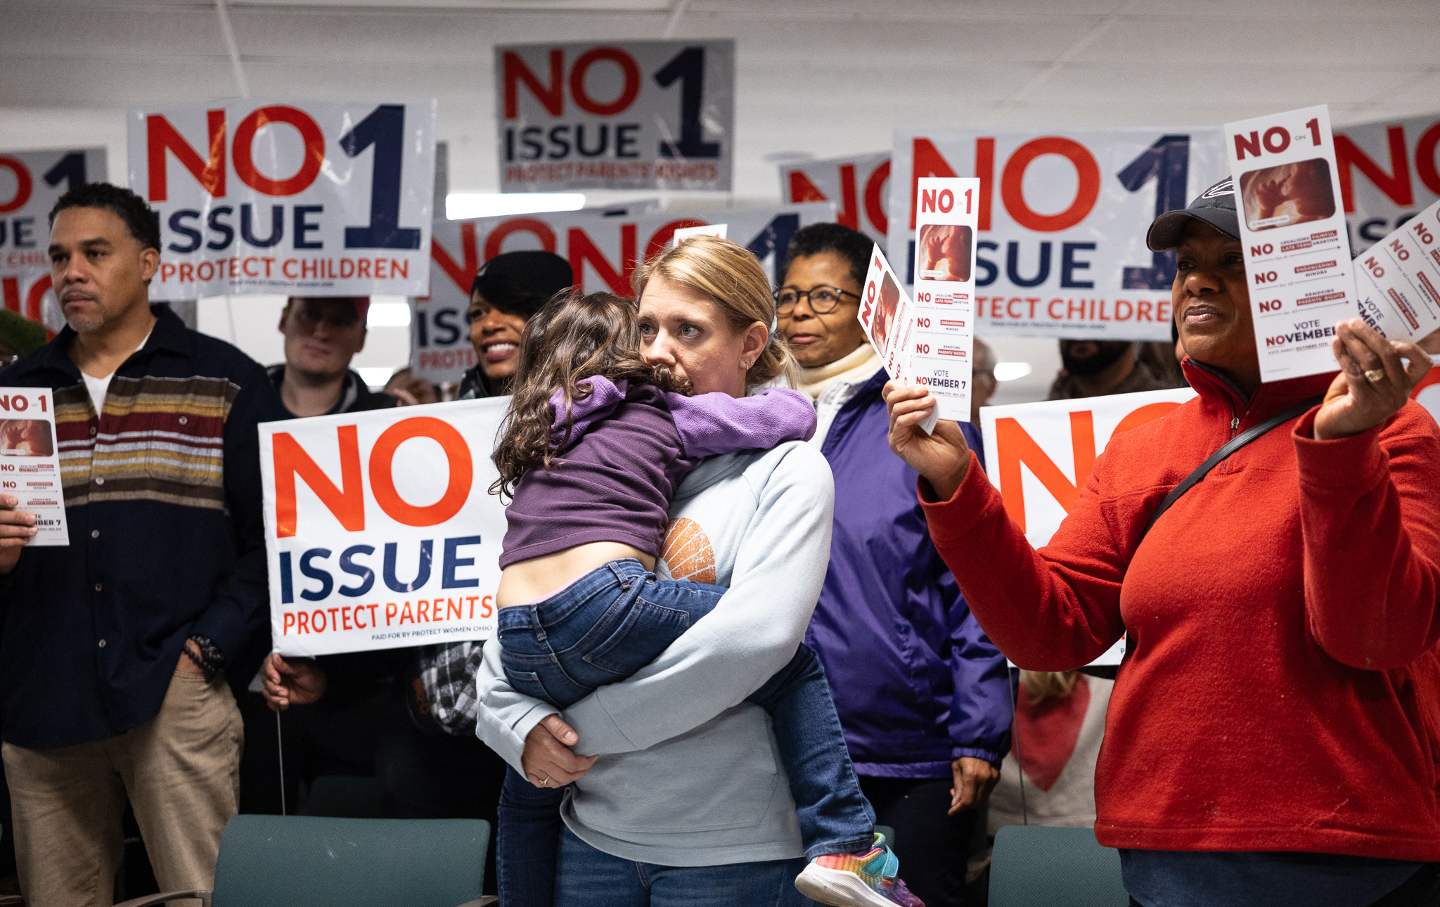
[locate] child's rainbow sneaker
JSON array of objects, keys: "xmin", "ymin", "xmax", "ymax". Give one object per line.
[{"xmin": 793, "ymin": 834, "xmax": 926, "ymax": 907}]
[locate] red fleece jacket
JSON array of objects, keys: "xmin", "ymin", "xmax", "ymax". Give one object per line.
[{"xmin": 922, "ymin": 359, "xmax": 1440, "ymax": 860}]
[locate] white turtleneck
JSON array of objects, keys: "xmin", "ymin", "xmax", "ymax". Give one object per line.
[{"xmin": 796, "ymin": 344, "xmax": 882, "ymax": 447}]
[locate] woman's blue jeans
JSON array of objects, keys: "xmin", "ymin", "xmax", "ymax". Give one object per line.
[
  {"xmin": 551, "ymin": 826, "xmax": 815, "ymax": 906},
  {"xmin": 495, "ymin": 558, "xmax": 873, "ymax": 907}
]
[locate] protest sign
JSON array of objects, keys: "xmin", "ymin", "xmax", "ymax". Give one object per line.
[
  {"xmin": 0, "ymin": 388, "xmax": 68, "ymax": 546},
  {"xmin": 1, "ymin": 269, "xmax": 60, "ymax": 333},
  {"xmin": 979, "ymin": 387, "xmax": 1196, "ymax": 665},
  {"xmin": 1336, "ymin": 112, "xmax": 1440, "ymax": 250},
  {"xmin": 0, "ymin": 148, "xmax": 107, "ymax": 274},
  {"xmin": 413, "ymin": 203, "xmax": 833, "ymax": 383},
  {"xmin": 858, "ymin": 244, "xmax": 918, "ymax": 386},
  {"xmin": 260, "ymin": 400, "xmax": 505, "ymax": 656},
  {"xmin": 672, "ymin": 223, "xmax": 727, "ymax": 245},
  {"xmin": 781, "ymin": 152, "xmax": 890, "ymax": 242},
  {"xmin": 1225, "ymin": 105, "xmax": 1357, "ymax": 382},
  {"xmin": 889, "ymin": 127, "xmax": 1224, "ymax": 340},
  {"xmin": 129, "ymin": 99, "xmax": 437, "ymax": 300},
  {"xmin": 1414, "ymin": 366, "xmax": 1440, "ymax": 425},
  {"xmin": 911, "ymin": 177, "xmax": 979, "ymax": 421},
  {"xmin": 1354, "ymin": 198, "xmax": 1440, "ymax": 342},
  {"xmin": 496, "ymin": 40, "xmax": 734, "ymax": 192}
]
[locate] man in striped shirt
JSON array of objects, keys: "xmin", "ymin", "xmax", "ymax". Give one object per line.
[{"xmin": 0, "ymin": 183, "xmax": 281, "ymax": 907}]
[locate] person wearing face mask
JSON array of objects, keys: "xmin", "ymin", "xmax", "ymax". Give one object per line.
[
  {"xmin": 457, "ymin": 251, "xmax": 574, "ymax": 399},
  {"xmin": 885, "ymin": 177, "xmax": 1440, "ymax": 906}
]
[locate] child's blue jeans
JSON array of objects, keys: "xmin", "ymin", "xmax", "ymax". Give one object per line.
[{"xmin": 495, "ymin": 558, "xmax": 875, "ymax": 907}]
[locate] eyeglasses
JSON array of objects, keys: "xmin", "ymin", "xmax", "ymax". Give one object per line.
[
  {"xmin": 290, "ymin": 304, "xmax": 360, "ymax": 331},
  {"xmin": 773, "ymin": 285, "xmax": 859, "ymax": 316}
]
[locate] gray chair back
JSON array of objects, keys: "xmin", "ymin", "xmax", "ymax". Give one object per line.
[
  {"xmin": 212, "ymin": 814, "xmax": 489, "ymax": 907},
  {"xmin": 989, "ymin": 825, "xmax": 1129, "ymax": 907}
]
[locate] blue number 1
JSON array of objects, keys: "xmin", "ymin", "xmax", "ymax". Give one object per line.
[
  {"xmin": 340, "ymin": 104, "xmax": 421, "ymax": 250},
  {"xmin": 1117, "ymin": 134, "xmax": 1190, "ymax": 290},
  {"xmin": 43, "ymin": 151, "xmax": 89, "ymax": 192},
  {"xmin": 654, "ymin": 46, "xmax": 721, "ymax": 160}
]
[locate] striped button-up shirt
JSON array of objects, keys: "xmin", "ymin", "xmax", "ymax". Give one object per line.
[{"xmin": 0, "ymin": 306, "xmax": 283, "ymax": 747}]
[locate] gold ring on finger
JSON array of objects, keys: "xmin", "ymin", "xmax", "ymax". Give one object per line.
[{"xmin": 1364, "ymin": 368, "xmax": 1386, "ymax": 383}]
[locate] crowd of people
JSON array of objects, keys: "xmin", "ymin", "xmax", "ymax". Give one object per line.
[{"xmin": 0, "ymin": 176, "xmax": 1437, "ymax": 907}]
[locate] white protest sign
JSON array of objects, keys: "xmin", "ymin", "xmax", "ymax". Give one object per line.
[
  {"xmin": 781, "ymin": 152, "xmax": 890, "ymax": 242},
  {"xmin": 1354, "ymin": 199, "xmax": 1440, "ymax": 342},
  {"xmin": 979, "ymin": 387, "xmax": 1196, "ymax": 666},
  {"xmin": 672, "ymin": 223, "xmax": 727, "ymax": 245},
  {"xmin": 260, "ymin": 400, "xmax": 505, "ymax": 657},
  {"xmin": 129, "ymin": 100, "xmax": 437, "ymax": 300},
  {"xmin": 1414, "ymin": 367, "xmax": 1440, "ymax": 426},
  {"xmin": 1336, "ymin": 112, "xmax": 1440, "ymax": 251},
  {"xmin": 1225, "ymin": 105, "xmax": 1357, "ymax": 382},
  {"xmin": 859, "ymin": 244, "xmax": 918, "ymax": 384},
  {"xmin": 0, "ymin": 148, "xmax": 107, "ymax": 274},
  {"xmin": 2, "ymin": 269, "xmax": 61, "ymax": 334},
  {"xmin": 413, "ymin": 204, "xmax": 834, "ymax": 383},
  {"xmin": 912, "ymin": 177, "xmax": 979, "ymax": 421},
  {"xmin": 0, "ymin": 388, "xmax": 68, "ymax": 546},
  {"xmin": 496, "ymin": 40, "xmax": 734, "ymax": 192},
  {"xmin": 889, "ymin": 127, "xmax": 1224, "ymax": 340}
]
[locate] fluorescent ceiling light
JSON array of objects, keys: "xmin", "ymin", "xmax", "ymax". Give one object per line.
[
  {"xmin": 358, "ymin": 367, "xmax": 396, "ymax": 389},
  {"xmin": 242, "ymin": 0, "xmax": 668, "ymax": 7},
  {"xmin": 366, "ymin": 301, "xmax": 412, "ymax": 328},
  {"xmin": 447, "ymin": 192, "xmax": 586, "ymax": 221},
  {"xmin": 994, "ymin": 361, "xmax": 1033, "ymax": 383}
]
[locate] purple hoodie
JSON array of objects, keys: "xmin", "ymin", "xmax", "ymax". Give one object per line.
[{"xmin": 500, "ymin": 376, "xmax": 816, "ymax": 567}]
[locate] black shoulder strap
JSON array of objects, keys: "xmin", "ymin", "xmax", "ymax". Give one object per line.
[{"xmin": 1139, "ymin": 395, "xmax": 1324, "ymax": 539}]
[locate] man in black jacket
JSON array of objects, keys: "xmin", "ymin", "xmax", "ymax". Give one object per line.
[
  {"xmin": 0, "ymin": 183, "xmax": 282, "ymax": 906},
  {"xmin": 269, "ymin": 296, "xmax": 395, "ymax": 418}
]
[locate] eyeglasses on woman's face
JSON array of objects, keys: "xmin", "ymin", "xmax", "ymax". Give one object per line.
[{"xmin": 772, "ymin": 285, "xmax": 859, "ymax": 316}]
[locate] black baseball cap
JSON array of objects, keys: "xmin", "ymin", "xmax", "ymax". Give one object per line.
[
  {"xmin": 1146, "ymin": 177, "xmax": 1239, "ymax": 251},
  {"xmin": 469, "ymin": 251, "xmax": 574, "ymax": 319}
]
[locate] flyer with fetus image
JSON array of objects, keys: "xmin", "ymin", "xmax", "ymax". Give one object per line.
[
  {"xmin": 918, "ymin": 224, "xmax": 973, "ymax": 282},
  {"xmin": 0, "ymin": 388, "xmax": 69, "ymax": 546},
  {"xmin": 1240, "ymin": 159, "xmax": 1337, "ymax": 232},
  {"xmin": 857, "ymin": 244, "xmax": 939, "ymax": 433},
  {"xmin": 858, "ymin": 245, "xmax": 914, "ymax": 382},
  {"xmin": 1225, "ymin": 105, "xmax": 1358, "ymax": 382},
  {"xmin": 1353, "ymin": 198, "xmax": 1440, "ymax": 343},
  {"xmin": 911, "ymin": 177, "xmax": 979, "ymax": 423}
]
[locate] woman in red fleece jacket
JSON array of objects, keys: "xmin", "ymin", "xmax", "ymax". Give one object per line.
[{"xmin": 885, "ymin": 179, "xmax": 1440, "ymax": 907}]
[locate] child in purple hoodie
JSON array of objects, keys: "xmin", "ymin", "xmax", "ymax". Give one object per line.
[{"xmin": 489, "ymin": 291, "xmax": 922, "ymax": 907}]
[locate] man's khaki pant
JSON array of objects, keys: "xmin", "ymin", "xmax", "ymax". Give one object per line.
[{"xmin": 3, "ymin": 668, "xmax": 243, "ymax": 907}]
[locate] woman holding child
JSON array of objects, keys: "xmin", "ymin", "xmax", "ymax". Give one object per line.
[{"xmin": 474, "ymin": 237, "xmax": 916, "ymax": 907}]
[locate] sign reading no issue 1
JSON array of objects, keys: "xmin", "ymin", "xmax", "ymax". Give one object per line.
[
  {"xmin": 497, "ymin": 40, "xmax": 735, "ymax": 192},
  {"xmin": 129, "ymin": 99, "xmax": 437, "ymax": 299},
  {"xmin": 0, "ymin": 148, "xmax": 107, "ymax": 272}
]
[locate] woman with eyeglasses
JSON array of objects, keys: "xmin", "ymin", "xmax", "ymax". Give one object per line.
[{"xmin": 777, "ymin": 223, "xmax": 1011, "ymax": 907}]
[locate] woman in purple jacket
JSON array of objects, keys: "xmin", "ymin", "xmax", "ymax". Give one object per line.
[{"xmin": 777, "ymin": 224, "xmax": 1012, "ymax": 907}]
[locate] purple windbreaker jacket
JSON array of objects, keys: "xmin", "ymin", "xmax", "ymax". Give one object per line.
[{"xmin": 805, "ymin": 369, "xmax": 1012, "ymax": 776}]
